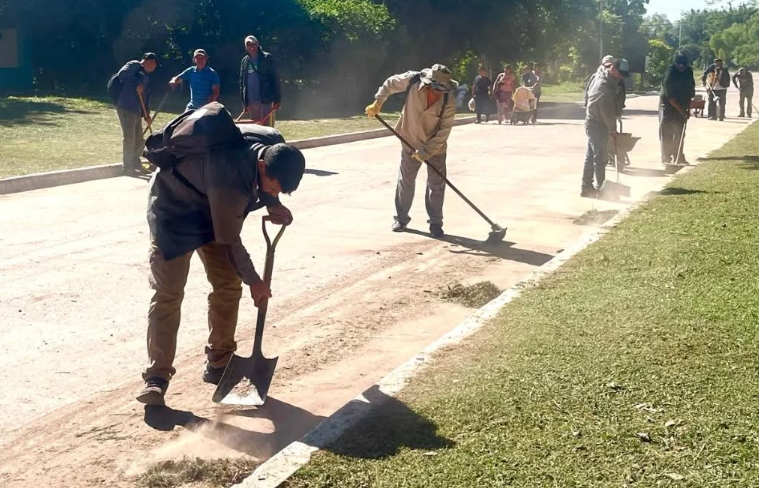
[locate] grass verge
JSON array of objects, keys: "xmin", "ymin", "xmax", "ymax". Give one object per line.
[
  {"xmin": 0, "ymin": 96, "xmax": 404, "ymax": 178},
  {"xmin": 541, "ymin": 81, "xmax": 585, "ymax": 103},
  {"xmin": 286, "ymin": 121, "xmax": 759, "ymax": 487}
]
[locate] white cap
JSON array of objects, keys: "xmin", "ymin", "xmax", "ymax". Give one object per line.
[
  {"xmin": 245, "ymin": 35, "xmax": 259, "ymax": 45},
  {"xmin": 602, "ymin": 55, "xmax": 615, "ymax": 66}
]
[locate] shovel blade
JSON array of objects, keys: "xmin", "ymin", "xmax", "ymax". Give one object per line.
[
  {"xmin": 486, "ymin": 225, "xmax": 507, "ymax": 244},
  {"xmin": 212, "ymin": 353, "xmax": 279, "ymax": 405}
]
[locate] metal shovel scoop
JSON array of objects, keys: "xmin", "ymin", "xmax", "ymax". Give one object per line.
[
  {"xmin": 599, "ymin": 133, "xmax": 631, "ymax": 201},
  {"xmin": 212, "ymin": 217, "xmax": 285, "ymax": 406}
]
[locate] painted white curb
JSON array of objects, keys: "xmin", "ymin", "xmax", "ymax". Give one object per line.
[{"xmin": 232, "ymin": 178, "xmax": 684, "ymax": 488}]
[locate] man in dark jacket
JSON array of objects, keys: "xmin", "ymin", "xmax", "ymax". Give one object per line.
[
  {"xmin": 659, "ymin": 53, "xmax": 695, "ymax": 165},
  {"xmin": 702, "ymin": 58, "xmax": 730, "ymax": 121},
  {"xmin": 115, "ymin": 53, "xmax": 158, "ymax": 174},
  {"xmin": 239, "ymin": 36, "xmax": 281, "ymax": 126},
  {"xmin": 732, "ymin": 67, "xmax": 754, "ymax": 117},
  {"xmin": 137, "ymin": 115, "xmax": 305, "ymax": 406}
]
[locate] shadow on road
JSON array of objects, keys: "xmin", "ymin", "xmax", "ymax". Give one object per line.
[
  {"xmin": 623, "ymin": 166, "xmax": 671, "ymax": 177},
  {"xmin": 312, "ymin": 385, "xmax": 454, "ymax": 460},
  {"xmin": 144, "ymin": 396, "xmax": 327, "ymax": 458},
  {"xmin": 655, "ymin": 187, "xmax": 713, "ymax": 196},
  {"xmin": 304, "ymin": 168, "xmax": 339, "ymax": 177},
  {"xmin": 405, "ymin": 228, "xmax": 554, "ymax": 266}
]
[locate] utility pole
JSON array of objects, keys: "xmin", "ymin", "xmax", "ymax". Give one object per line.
[
  {"xmin": 678, "ymin": 20, "xmax": 682, "ymax": 50},
  {"xmin": 599, "ymin": 0, "xmax": 604, "ymax": 62}
]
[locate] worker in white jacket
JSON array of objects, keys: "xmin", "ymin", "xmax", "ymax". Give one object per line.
[{"xmin": 366, "ymin": 64, "xmax": 458, "ymax": 237}]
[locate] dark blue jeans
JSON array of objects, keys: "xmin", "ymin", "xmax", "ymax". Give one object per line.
[{"xmin": 582, "ymin": 119, "xmax": 608, "ymax": 190}]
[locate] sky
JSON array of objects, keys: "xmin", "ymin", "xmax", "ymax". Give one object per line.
[{"xmin": 646, "ymin": 0, "xmax": 737, "ymax": 18}]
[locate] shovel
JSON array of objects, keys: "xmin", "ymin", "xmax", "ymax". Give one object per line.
[
  {"xmin": 212, "ymin": 217, "xmax": 285, "ymax": 406},
  {"xmin": 374, "ymin": 114, "xmax": 507, "ymax": 244},
  {"xmin": 599, "ymin": 133, "xmax": 631, "ymax": 201}
]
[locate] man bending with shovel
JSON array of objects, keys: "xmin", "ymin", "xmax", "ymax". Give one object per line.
[
  {"xmin": 365, "ymin": 64, "xmax": 458, "ymax": 238},
  {"xmin": 137, "ymin": 116, "xmax": 305, "ymax": 406}
]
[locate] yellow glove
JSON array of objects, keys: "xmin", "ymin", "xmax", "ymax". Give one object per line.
[
  {"xmin": 411, "ymin": 151, "xmax": 425, "ymax": 163},
  {"xmin": 365, "ymin": 100, "xmax": 382, "ymax": 119}
]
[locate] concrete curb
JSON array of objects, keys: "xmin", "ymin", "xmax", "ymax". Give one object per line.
[
  {"xmin": 232, "ymin": 178, "xmax": 681, "ymax": 488},
  {"xmin": 0, "ymin": 116, "xmax": 476, "ymax": 195},
  {"xmin": 0, "ymin": 164, "xmax": 124, "ymax": 195}
]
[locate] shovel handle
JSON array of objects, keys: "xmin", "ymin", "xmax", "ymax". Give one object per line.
[{"xmin": 262, "ymin": 216, "xmax": 286, "ymax": 255}]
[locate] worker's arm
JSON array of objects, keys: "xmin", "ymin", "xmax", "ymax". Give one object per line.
[
  {"xmin": 374, "ymin": 71, "xmax": 417, "ymax": 105},
  {"xmin": 418, "ymin": 95, "xmax": 456, "ymax": 161},
  {"xmin": 598, "ymin": 86, "xmax": 618, "ymax": 133},
  {"xmin": 210, "ymin": 84, "xmax": 220, "ymax": 104},
  {"xmin": 169, "ymin": 68, "xmax": 191, "ymax": 88},
  {"xmin": 732, "ymin": 72, "xmax": 741, "ymax": 90}
]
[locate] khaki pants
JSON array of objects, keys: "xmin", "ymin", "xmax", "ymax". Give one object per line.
[
  {"xmin": 248, "ymin": 102, "xmax": 275, "ymax": 127},
  {"xmin": 143, "ymin": 240, "xmax": 243, "ymax": 381},
  {"xmin": 116, "ymin": 108, "xmax": 143, "ymax": 172},
  {"xmin": 394, "ymin": 149, "xmax": 446, "ymax": 226}
]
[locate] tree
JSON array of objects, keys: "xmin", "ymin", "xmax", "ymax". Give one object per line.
[{"xmin": 647, "ymin": 38, "xmax": 674, "ymax": 87}]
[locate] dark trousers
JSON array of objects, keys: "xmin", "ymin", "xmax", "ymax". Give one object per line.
[
  {"xmin": 739, "ymin": 89, "xmax": 753, "ymax": 116},
  {"xmin": 659, "ymin": 105, "xmax": 687, "ymax": 163},
  {"xmin": 474, "ymin": 95, "xmax": 490, "ymax": 122},
  {"xmin": 708, "ymin": 89, "xmax": 727, "ymax": 120},
  {"xmin": 582, "ymin": 119, "xmax": 608, "ymax": 190}
]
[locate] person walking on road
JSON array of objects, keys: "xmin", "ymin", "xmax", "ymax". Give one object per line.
[
  {"xmin": 114, "ymin": 53, "xmax": 158, "ymax": 175},
  {"xmin": 239, "ymin": 35, "xmax": 282, "ymax": 127},
  {"xmin": 493, "ymin": 65, "xmax": 516, "ymax": 124},
  {"xmin": 732, "ymin": 67, "xmax": 754, "ymax": 118},
  {"xmin": 365, "ymin": 64, "xmax": 458, "ymax": 238},
  {"xmin": 659, "ymin": 53, "xmax": 695, "ymax": 165},
  {"xmin": 169, "ymin": 49, "xmax": 220, "ymax": 110},
  {"xmin": 472, "ymin": 66, "xmax": 492, "ymax": 124},
  {"xmin": 581, "ymin": 59, "xmax": 629, "ymax": 198},
  {"xmin": 136, "ymin": 119, "xmax": 306, "ymax": 406},
  {"xmin": 702, "ymin": 58, "xmax": 730, "ymax": 121},
  {"xmin": 531, "ymin": 64, "xmax": 543, "ymax": 123}
]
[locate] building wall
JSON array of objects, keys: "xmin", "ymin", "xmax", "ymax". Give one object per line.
[{"xmin": 0, "ymin": 27, "xmax": 33, "ymax": 91}]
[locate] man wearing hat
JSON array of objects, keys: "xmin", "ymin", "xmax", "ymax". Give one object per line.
[
  {"xmin": 702, "ymin": 58, "xmax": 730, "ymax": 121},
  {"xmin": 114, "ymin": 52, "xmax": 158, "ymax": 175},
  {"xmin": 659, "ymin": 53, "xmax": 695, "ymax": 165},
  {"xmin": 732, "ymin": 67, "xmax": 754, "ymax": 117},
  {"xmin": 169, "ymin": 49, "xmax": 221, "ymax": 111},
  {"xmin": 365, "ymin": 65, "xmax": 458, "ymax": 237},
  {"xmin": 581, "ymin": 59, "xmax": 629, "ymax": 198},
  {"xmin": 239, "ymin": 35, "xmax": 282, "ymax": 127}
]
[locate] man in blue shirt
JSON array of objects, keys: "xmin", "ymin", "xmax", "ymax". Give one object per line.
[
  {"xmin": 115, "ymin": 52, "xmax": 157, "ymax": 174},
  {"xmin": 169, "ymin": 49, "xmax": 221, "ymax": 110}
]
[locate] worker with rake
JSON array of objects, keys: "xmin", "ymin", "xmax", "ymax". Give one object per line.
[
  {"xmin": 659, "ymin": 53, "xmax": 695, "ymax": 165},
  {"xmin": 365, "ymin": 64, "xmax": 458, "ymax": 238}
]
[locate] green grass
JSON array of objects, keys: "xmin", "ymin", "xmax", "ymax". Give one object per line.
[
  {"xmin": 541, "ymin": 81, "xmax": 586, "ymax": 103},
  {"xmin": 0, "ymin": 96, "xmax": 402, "ymax": 178},
  {"xmin": 286, "ymin": 122, "xmax": 759, "ymax": 487}
]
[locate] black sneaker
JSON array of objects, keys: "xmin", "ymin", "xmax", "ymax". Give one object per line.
[
  {"xmin": 136, "ymin": 377, "xmax": 169, "ymax": 406},
  {"xmin": 392, "ymin": 221, "xmax": 407, "ymax": 232},
  {"xmin": 429, "ymin": 224, "xmax": 444, "ymax": 237},
  {"xmin": 202, "ymin": 364, "xmax": 226, "ymax": 385},
  {"xmin": 580, "ymin": 187, "xmax": 598, "ymax": 198}
]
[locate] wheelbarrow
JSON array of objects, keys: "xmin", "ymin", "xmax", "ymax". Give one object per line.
[
  {"xmin": 212, "ymin": 216, "xmax": 284, "ymax": 406},
  {"xmin": 690, "ymin": 95, "xmax": 705, "ymax": 118},
  {"xmin": 606, "ymin": 120, "xmax": 640, "ymax": 173}
]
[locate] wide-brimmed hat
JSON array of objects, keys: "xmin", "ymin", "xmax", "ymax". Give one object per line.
[{"xmin": 420, "ymin": 64, "xmax": 458, "ymax": 93}]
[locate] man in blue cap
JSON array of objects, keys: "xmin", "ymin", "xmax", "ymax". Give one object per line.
[{"xmin": 659, "ymin": 53, "xmax": 695, "ymax": 165}]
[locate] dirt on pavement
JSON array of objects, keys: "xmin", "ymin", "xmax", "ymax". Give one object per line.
[{"xmin": 0, "ymin": 90, "xmax": 750, "ymax": 488}]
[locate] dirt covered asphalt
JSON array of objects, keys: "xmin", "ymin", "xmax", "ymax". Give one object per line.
[{"xmin": 0, "ymin": 89, "xmax": 751, "ymax": 487}]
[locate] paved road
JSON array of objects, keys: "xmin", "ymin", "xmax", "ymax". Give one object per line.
[{"xmin": 0, "ymin": 88, "xmax": 751, "ymax": 487}]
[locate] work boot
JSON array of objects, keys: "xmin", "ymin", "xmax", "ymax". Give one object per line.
[
  {"xmin": 580, "ymin": 187, "xmax": 598, "ymax": 198},
  {"xmin": 202, "ymin": 364, "xmax": 226, "ymax": 385},
  {"xmin": 392, "ymin": 221, "xmax": 407, "ymax": 232},
  {"xmin": 136, "ymin": 377, "xmax": 169, "ymax": 406},
  {"xmin": 739, "ymin": 112, "xmax": 745, "ymax": 118},
  {"xmin": 429, "ymin": 224, "xmax": 444, "ymax": 237}
]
